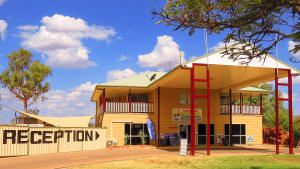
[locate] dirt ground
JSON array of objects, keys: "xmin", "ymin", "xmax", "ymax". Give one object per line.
[{"xmin": 0, "ymin": 144, "xmax": 298, "ymax": 169}]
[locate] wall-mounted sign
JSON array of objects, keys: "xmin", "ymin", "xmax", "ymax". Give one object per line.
[
  {"xmin": 146, "ymin": 118, "xmax": 156, "ymax": 140},
  {"xmin": 172, "ymin": 108, "xmax": 202, "ymax": 122},
  {"xmin": 248, "ymin": 136, "xmax": 253, "ymax": 144}
]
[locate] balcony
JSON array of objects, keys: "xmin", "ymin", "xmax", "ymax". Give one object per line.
[
  {"xmin": 220, "ymin": 104, "xmax": 261, "ymax": 115},
  {"xmin": 104, "ymin": 101, "xmax": 154, "ymax": 113}
]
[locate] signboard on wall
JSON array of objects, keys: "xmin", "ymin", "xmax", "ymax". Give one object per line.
[
  {"xmin": 248, "ymin": 136, "xmax": 253, "ymax": 145},
  {"xmin": 0, "ymin": 126, "xmax": 107, "ymax": 157},
  {"xmin": 146, "ymin": 118, "xmax": 156, "ymax": 140},
  {"xmin": 172, "ymin": 108, "xmax": 202, "ymax": 122}
]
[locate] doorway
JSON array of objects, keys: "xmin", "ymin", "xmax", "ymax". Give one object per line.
[{"xmin": 179, "ymin": 124, "xmax": 191, "ymax": 144}]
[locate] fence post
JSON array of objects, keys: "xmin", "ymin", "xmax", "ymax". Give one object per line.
[
  {"xmin": 57, "ymin": 127, "xmax": 60, "ymax": 153},
  {"xmin": 27, "ymin": 127, "xmax": 31, "ymax": 156}
]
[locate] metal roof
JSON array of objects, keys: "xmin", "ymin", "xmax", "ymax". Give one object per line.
[
  {"xmin": 236, "ymin": 87, "xmax": 269, "ymax": 93},
  {"xmin": 98, "ymin": 72, "xmax": 167, "ymax": 88}
]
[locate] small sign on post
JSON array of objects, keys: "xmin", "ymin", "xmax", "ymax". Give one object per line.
[{"xmin": 179, "ymin": 138, "xmax": 187, "ymax": 155}]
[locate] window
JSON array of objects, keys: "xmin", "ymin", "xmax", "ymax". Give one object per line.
[
  {"xmin": 124, "ymin": 123, "xmax": 149, "ymax": 145},
  {"xmin": 198, "ymin": 124, "xmax": 214, "ymax": 145},
  {"xmin": 224, "ymin": 124, "xmax": 246, "ymax": 144},
  {"xmin": 220, "ymin": 96, "xmax": 229, "ymax": 105},
  {"xmin": 179, "ymin": 90, "xmax": 200, "ymax": 105},
  {"xmin": 130, "ymin": 94, "xmax": 148, "ymax": 102},
  {"xmin": 179, "ymin": 90, "xmax": 190, "ymax": 105}
]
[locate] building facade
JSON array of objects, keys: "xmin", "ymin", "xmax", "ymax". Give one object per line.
[{"xmin": 91, "ymin": 49, "xmax": 299, "ymax": 153}]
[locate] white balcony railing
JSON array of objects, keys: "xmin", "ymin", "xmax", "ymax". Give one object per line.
[
  {"xmin": 105, "ymin": 101, "xmax": 154, "ymax": 113},
  {"xmin": 220, "ymin": 104, "xmax": 261, "ymax": 115}
]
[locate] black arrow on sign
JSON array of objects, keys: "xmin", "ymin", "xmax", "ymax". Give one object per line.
[{"xmin": 95, "ymin": 131, "xmax": 100, "ymax": 140}]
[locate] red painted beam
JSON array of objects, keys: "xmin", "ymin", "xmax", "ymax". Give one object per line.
[
  {"xmin": 195, "ymin": 95, "xmax": 207, "ymax": 98},
  {"xmin": 278, "ymin": 98, "xmax": 289, "ymax": 101},
  {"xmin": 288, "ymin": 70, "xmax": 294, "ymax": 154},
  {"xmin": 229, "ymin": 89, "xmax": 232, "ymax": 146},
  {"xmin": 207, "ymin": 68, "xmax": 211, "ymax": 156},
  {"xmin": 194, "ymin": 79, "xmax": 208, "ymax": 82},
  {"xmin": 103, "ymin": 89, "xmax": 106, "ymax": 112},
  {"xmin": 157, "ymin": 87, "xmax": 161, "ymax": 147},
  {"xmin": 193, "ymin": 63, "xmax": 208, "ymax": 66},
  {"xmin": 275, "ymin": 69, "xmax": 279, "ymax": 155},
  {"xmin": 260, "ymin": 94, "xmax": 263, "ymax": 115},
  {"xmin": 190, "ymin": 64, "xmax": 195, "ymax": 156},
  {"xmin": 240, "ymin": 93, "xmax": 242, "ymax": 114},
  {"xmin": 278, "ymin": 83, "xmax": 289, "ymax": 86}
]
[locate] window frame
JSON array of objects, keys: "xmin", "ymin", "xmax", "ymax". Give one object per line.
[
  {"xmin": 124, "ymin": 123, "xmax": 149, "ymax": 145},
  {"xmin": 198, "ymin": 124, "xmax": 215, "ymax": 145},
  {"xmin": 224, "ymin": 124, "xmax": 246, "ymax": 144}
]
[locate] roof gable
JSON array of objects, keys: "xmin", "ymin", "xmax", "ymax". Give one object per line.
[
  {"xmin": 99, "ymin": 72, "xmax": 166, "ymax": 87},
  {"xmin": 184, "ymin": 49, "xmax": 300, "ymax": 74}
]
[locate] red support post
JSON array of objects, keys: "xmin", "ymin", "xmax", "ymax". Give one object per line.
[
  {"xmin": 157, "ymin": 87, "xmax": 161, "ymax": 147},
  {"xmin": 129, "ymin": 89, "xmax": 131, "ymax": 113},
  {"xmin": 190, "ymin": 64, "xmax": 195, "ymax": 156},
  {"xmin": 260, "ymin": 94, "xmax": 263, "ymax": 115},
  {"xmin": 207, "ymin": 67, "xmax": 211, "ymax": 156},
  {"xmin": 240, "ymin": 93, "xmax": 242, "ymax": 114},
  {"xmin": 103, "ymin": 89, "xmax": 106, "ymax": 112},
  {"xmin": 275, "ymin": 69, "xmax": 279, "ymax": 155},
  {"xmin": 229, "ymin": 89, "xmax": 232, "ymax": 146},
  {"xmin": 288, "ymin": 70, "xmax": 294, "ymax": 154}
]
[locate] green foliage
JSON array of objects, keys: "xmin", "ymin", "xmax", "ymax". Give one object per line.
[
  {"xmin": 153, "ymin": 0, "xmax": 300, "ymax": 63},
  {"xmin": 0, "ymin": 48, "xmax": 52, "ymax": 113},
  {"xmin": 138, "ymin": 130, "xmax": 146, "ymax": 145}
]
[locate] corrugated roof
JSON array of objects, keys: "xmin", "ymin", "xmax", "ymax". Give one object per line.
[
  {"xmin": 236, "ymin": 87, "xmax": 269, "ymax": 93},
  {"xmin": 99, "ymin": 72, "xmax": 167, "ymax": 87},
  {"xmin": 2, "ymin": 105, "xmax": 94, "ymax": 127}
]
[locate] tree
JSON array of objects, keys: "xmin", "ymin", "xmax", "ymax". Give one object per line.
[
  {"xmin": 0, "ymin": 48, "xmax": 52, "ymax": 113},
  {"xmin": 153, "ymin": 0, "xmax": 300, "ymax": 63}
]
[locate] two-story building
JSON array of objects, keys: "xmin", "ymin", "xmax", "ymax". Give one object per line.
[{"xmin": 91, "ymin": 48, "xmax": 300, "ymax": 155}]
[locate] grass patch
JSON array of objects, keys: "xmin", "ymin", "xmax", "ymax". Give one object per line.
[{"xmin": 72, "ymin": 155, "xmax": 300, "ymax": 169}]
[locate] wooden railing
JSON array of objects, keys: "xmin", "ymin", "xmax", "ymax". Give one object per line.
[
  {"xmin": 105, "ymin": 101, "xmax": 154, "ymax": 113},
  {"xmin": 220, "ymin": 104, "xmax": 261, "ymax": 115}
]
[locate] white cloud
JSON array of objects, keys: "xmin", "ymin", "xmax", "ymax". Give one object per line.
[
  {"xmin": 137, "ymin": 35, "xmax": 185, "ymax": 70},
  {"xmin": 210, "ymin": 40, "xmax": 237, "ymax": 51},
  {"xmin": 19, "ymin": 14, "xmax": 116, "ymax": 69},
  {"xmin": 77, "ymin": 103, "xmax": 85, "ymax": 107},
  {"xmin": 107, "ymin": 68, "xmax": 137, "ymax": 82},
  {"xmin": 18, "ymin": 25, "xmax": 39, "ymax": 31},
  {"xmin": 118, "ymin": 54, "xmax": 130, "ymax": 61},
  {"xmin": 278, "ymin": 76, "xmax": 300, "ymax": 84},
  {"xmin": 0, "ymin": 82, "xmax": 97, "ymax": 123},
  {"xmin": 288, "ymin": 41, "xmax": 300, "ymax": 59},
  {"xmin": 0, "ymin": 20, "xmax": 8, "ymax": 40},
  {"xmin": 0, "ymin": 0, "xmax": 6, "ymax": 6}
]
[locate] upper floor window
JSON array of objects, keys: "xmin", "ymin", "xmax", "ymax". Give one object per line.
[
  {"xmin": 130, "ymin": 94, "xmax": 148, "ymax": 102},
  {"xmin": 179, "ymin": 90, "xmax": 190, "ymax": 105}
]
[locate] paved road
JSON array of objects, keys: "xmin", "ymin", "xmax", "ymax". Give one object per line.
[
  {"xmin": 0, "ymin": 149, "xmax": 176, "ymax": 169},
  {"xmin": 0, "ymin": 145, "xmax": 298, "ymax": 169}
]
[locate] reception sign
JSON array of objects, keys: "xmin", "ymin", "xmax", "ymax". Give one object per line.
[
  {"xmin": 0, "ymin": 125, "xmax": 107, "ymax": 157},
  {"xmin": 172, "ymin": 108, "xmax": 202, "ymax": 122}
]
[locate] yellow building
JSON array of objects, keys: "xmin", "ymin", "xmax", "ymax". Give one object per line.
[{"xmin": 91, "ymin": 48, "xmax": 300, "ymax": 152}]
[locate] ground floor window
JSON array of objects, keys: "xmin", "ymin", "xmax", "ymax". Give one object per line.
[
  {"xmin": 124, "ymin": 123, "xmax": 149, "ymax": 145},
  {"xmin": 225, "ymin": 124, "xmax": 246, "ymax": 144},
  {"xmin": 198, "ymin": 124, "xmax": 214, "ymax": 145}
]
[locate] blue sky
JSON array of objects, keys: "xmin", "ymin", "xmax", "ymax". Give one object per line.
[{"xmin": 0, "ymin": 0, "xmax": 299, "ymax": 124}]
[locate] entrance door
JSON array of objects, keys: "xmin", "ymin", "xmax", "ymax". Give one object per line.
[{"xmin": 179, "ymin": 124, "xmax": 191, "ymax": 144}]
